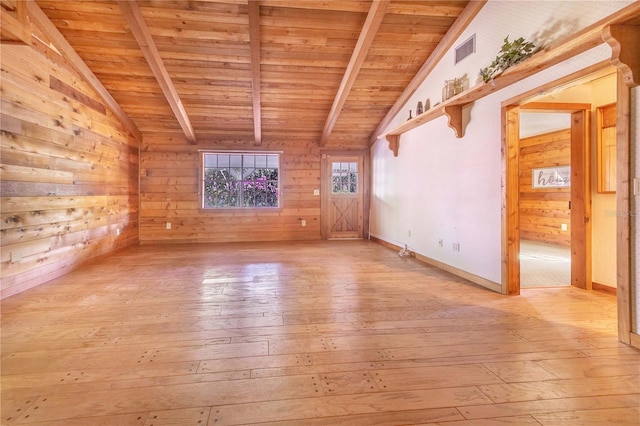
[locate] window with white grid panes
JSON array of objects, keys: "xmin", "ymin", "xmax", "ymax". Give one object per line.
[
  {"xmin": 201, "ymin": 152, "xmax": 280, "ymax": 209},
  {"xmin": 331, "ymin": 161, "xmax": 358, "ymax": 194}
]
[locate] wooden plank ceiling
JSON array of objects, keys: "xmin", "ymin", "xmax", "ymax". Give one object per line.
[{"xmin": 35, "ymin": 0, "xmax": 472, "ymax": 148}]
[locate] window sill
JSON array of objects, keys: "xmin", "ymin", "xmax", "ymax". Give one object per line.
[{"xmin": 198, "ymin": 207, "xmax": 283, "ymax": 214}]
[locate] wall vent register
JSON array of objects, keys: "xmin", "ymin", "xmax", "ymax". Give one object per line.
[{"xmin": 455, "ymin": 34, "xmax": 476, "ymax": 64}]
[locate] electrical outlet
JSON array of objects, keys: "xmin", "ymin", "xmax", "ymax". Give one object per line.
[
  {"xmin": 166, "ymin": 222, "xmax": 172, "ymax": 230},
  {"xmin": 313, "ymin": 189, "xmax": 320, "ymax": 196},
  {"xmin": 452, "ymin": 242, "xmax": 461, "ymax": 252},
  {"xmin": 408, "ymin": 230, "xmax": 412, "ymax": 237},
  {"xmin": 561, "ymin": 223, "xmax": 568, "ymax": 231},
  {"xmin": 301, "ymin": 219, "xmax": 307, "ymax": 227}
]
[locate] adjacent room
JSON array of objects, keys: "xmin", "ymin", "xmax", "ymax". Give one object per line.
[{"xmin": 2, "ymin": 1, "xmax": 639, "ymax": 424}]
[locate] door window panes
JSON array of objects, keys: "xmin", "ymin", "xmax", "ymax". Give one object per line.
[{"xmin": 332, "ymin": 161, "xmax": 358, "ymax": 194}]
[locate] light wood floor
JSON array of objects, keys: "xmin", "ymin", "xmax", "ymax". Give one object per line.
[{"xmin": 2, "ymin": 240, "xmax": 639, "ymax": 425}]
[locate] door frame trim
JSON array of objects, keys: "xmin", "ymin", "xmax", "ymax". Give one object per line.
[
  {"xmin": 500, "ymin": 62, "xmax": 611, "ymax": 295},
  {"xmin": 504, "ymin": 103, "xmax": 592, "ymax": 295}
]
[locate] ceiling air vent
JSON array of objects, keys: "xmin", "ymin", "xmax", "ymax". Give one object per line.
[{"xmin": 455, "ymin": 34, "xmax": 476, "ymax": 64}]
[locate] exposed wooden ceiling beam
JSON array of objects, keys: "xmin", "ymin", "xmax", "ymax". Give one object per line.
[
  {"xmin": 259, "ymin": 0, "xmax": 370, "ymax": 13},
  {"xmin": 26, "ymin": 1, "xmax": 142, "ymax": 141},
  {"xmin": 369, "ymin": 0, "xmax": 487, "ymax": 146},
  {"xmin": 118, "ymin": 0, "xmax": 196, "ymax": 144},
  {"xmin": 248, "ymin": 0, "xmax": 262, "ymax": 146},
  {"xmin": 319, "ymin": 0, "xmax": 390, "ymax": 147}
]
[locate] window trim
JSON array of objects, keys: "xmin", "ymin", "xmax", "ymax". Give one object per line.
[{"xmin": 198, "ymin": 149, "xmax": 283, "ymax": 211}]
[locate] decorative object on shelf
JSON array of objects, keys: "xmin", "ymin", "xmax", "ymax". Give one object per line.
[
  {"xmin": 442, "ymin": 79, "xmax": 455, "ymax": 102},
  {"xmin": 416, "ymin": 101, "xmax": 424, "ymax": 115},
  {"xmin": 480, "ymin": 36, "xmax": 537, "ymax": 83},
  {"xmin": 407, "ymin": 110, "xmax": 413, "ymax": 120},
  {"xmin": 442, "ymin": 75, "xmax": 469, "ymax": 102},
  {"xmin": 453, "ymin": 74, "xmax": 468, "ymax": 95},
  {"xmin": 424, "ymin": 99, "xmax": 430, "ymax": 111}
]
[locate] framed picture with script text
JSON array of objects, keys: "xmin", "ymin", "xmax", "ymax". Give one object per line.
[{"xmin": 532, "ymin": 166, "xmax": 571, "ymax": 189}]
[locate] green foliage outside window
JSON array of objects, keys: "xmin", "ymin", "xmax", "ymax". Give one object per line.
[{"xmin": 332, "ymin": 172, "xmax": 357, "ymax": 193}]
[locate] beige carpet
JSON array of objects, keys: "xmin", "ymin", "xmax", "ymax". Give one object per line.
[{"xmin": 520, "ymin": 239, "xmax": 571, "ymax": 288}]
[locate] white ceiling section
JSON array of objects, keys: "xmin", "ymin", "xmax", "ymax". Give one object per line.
[{"xmin": 519, "ymin": 112, "xmax": 571, "ymax": 139}]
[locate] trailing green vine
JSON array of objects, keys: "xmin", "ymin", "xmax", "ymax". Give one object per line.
[{"xmin": 480, "ymin": 36, "xmax": 537, "ymax": 83}]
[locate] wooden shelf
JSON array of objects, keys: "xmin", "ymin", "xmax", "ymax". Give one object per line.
[
  {"xmin": 379, "ymin": 2, "xmax": 640, "ymax": 157},
  {"xmin": 381, "ymin": 92, "xmax": 470, "ymax": 156}
]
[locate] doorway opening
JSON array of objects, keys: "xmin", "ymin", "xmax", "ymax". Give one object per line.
[
  {"xmin": 503, "ymin": 67, "xmax": 619, "ymax": 295},
  {"xmin": 518, "ymin": 109, "xmax": 573, "ymax": 288}
]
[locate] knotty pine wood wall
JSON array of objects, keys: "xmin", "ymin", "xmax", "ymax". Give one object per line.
[
  {"xmin": 139, "ymin": 137, "xmax": 322, "ymax": 243},
  {"xmin": 0, "ymin": 39, "xmax": 139, "ymax": 298},
  {"xmin": 519, "ymin": 129, "xmax": 571, "ymax": 247}
]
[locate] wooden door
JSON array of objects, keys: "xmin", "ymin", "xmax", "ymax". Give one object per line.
[{"xmin": 322, "ymin": 154, "xmax": 364, "ymax": 239}]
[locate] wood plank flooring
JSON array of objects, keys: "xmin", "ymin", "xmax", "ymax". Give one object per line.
[{"xmin": 1, "ymin": 240, "xmax": 638, "ymax": 425}]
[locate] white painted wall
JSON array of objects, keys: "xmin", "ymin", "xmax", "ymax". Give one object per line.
[{"xmin": 370, "ymin": 0, "xmax": 634, "ymax": 290}]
